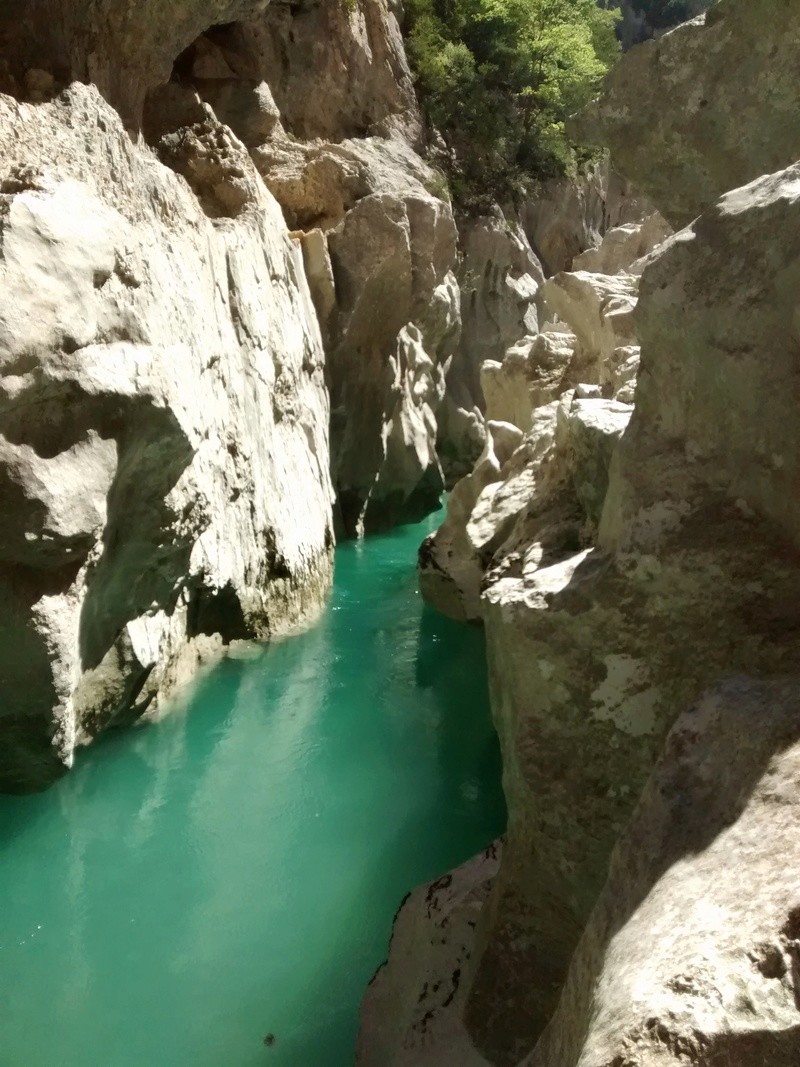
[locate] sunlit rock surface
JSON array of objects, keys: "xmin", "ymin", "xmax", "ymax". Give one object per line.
[
  {"xmin": 526, "ymin": 677, "xmax": 800, "ymax": 1067},
  {"xmin": 0, "ymin": 84, "xmax": 334, "ymax": 792},
  {"xmin": 408, "ymin": 6, "xmax": 800, "ymax": 1054}
]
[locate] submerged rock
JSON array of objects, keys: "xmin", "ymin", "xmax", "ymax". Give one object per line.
[{"xmin": 358, "ymin": 843, "xmax": 502, "ymax": 1067}]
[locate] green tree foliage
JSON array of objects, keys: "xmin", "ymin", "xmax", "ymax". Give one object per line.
[{"xmin": 406, "ymin": 0, "xmax": 620, "ymax": 208}]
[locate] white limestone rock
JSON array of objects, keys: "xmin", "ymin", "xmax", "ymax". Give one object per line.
[
  {"xmin": 518, "ymin": 162, "xmax": 653, "ymax": 275},
  {"xmin": 602, "ymin": 162, "xmax": 800, "ymax": 556},
  {"xmin": 0, "ymin": 86, "xmax": 333, "ymax": 790},
  {"xmin": 457, "ymin": 167, "xmax": 800, "ymax": 1061},
  {"xmin": 542, "ymin": 270, "xmax": 639, "ymax": 390},
  {"xmin": 414, "ymin": 161, "xmax": 800, "ymax": 1064},
  {"xmin": 254, "ymin": 136, "xmax": 460, "ymax": 536},
  {"xmin": 571, "ymin": 213, "xmax": 671, "ymax": 276},
  {"xmin": 166, "ymin": 3, "xmax": 462, "ymax": 535},
  {"xmin": 479, "ymin": 317, "xmax": 576, "ymax": 436},
  {"xmin": 420, "ymin": 257, "xmax": 641, "ymax": 623},
  {"xmin": 418, "ymin": 420, "xmax": 530, "ymax": 623}
]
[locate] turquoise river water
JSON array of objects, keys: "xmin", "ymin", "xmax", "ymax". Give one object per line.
[{"xmin": 0, "ymin": 514, "xmax": 506, "ymax": 1067}]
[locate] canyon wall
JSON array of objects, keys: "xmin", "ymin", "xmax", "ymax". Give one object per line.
[
  {"xmin": 364, "ymin": 0, "xmax": 800, "ymax": 1063},
  {"xmin": 0, "ymin": 0, "xmax": 462, "ymax": 789},
  {"xmin": 0, "ymin": 27, "xmax": 334, "ymax": 791},
  {"xmin": 0, "ymin": 0, "xmax": 636, "ymax": 790}
]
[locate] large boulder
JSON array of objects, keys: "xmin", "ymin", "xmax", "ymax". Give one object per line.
[
  {"xmin": 480, "ymin": 327, "xmax": 577, "ymax": 433},
  {"xmin": 602, "ymin": 163, "xmax": 800, "ymax": 555},
  {"xmin": 570, "ymin": 213, "xmax": 671, "ymax": 275},
  {"xmin": 541, "ymin": 270, "xmax": 640, "ymax": 392},
  {"xmin": 358, "ymin": 843, "xmax": 502, "ymax": 1067},
  {"xmin": 578, "ymin": 0, "xmax": 800, "ymax": 227}
]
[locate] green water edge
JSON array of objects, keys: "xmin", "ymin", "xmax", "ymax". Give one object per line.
[{"xmin": 0, "ymin": 512, "xmax": 506, "ymax": 1067}]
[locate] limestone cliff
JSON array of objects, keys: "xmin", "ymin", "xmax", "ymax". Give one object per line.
[
  {"xmin": 364, "ymin": 0, "xmax": 800, "ymax": 1063},
  {"xmin": 0, "ymin": 0, "xmax": 466, "ymax": 789},
  {"xmin": 0, "ymin": 69, "xmax": 334, "ymax": 790}
]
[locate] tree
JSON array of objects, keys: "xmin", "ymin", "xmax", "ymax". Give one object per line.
[{"xmin": 406, "ymin": 0, "xmax": 620, "ymax": 207}]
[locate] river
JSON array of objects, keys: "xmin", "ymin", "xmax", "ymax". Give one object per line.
[{"xmin": 0, "ymin": 513, "xmax": 505, "ymax": 1066}]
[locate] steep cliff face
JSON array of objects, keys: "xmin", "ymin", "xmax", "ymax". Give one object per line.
[
  {"xmin": 526, "ymin": 678, "xmax": 800, "ymax": 1067},
  {"xmin": 418, "ymin": 209, "xmax": 662, "ymax": 624},
  {"xmin": 0, "ymin": 0, "xmax": 465, "ymax": 788},
  {"xmin": 0, "ymin": 73, "xmax": 334, "ymax": 790},
  {"xmin": 579, "ymin": 0, "xmax": 800, "ymax": 227},
  {"xmin": 159, "ymin": 0, "xmax": 462, "ymax": 536},
  {"xmin": 366, "ymin": 1, "xmax": 800, "ymax": 1063}
]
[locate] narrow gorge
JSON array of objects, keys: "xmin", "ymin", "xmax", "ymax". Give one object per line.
[{"xmin": 1, "ymin": 1, "xmax": 799, "ymax": 1065}]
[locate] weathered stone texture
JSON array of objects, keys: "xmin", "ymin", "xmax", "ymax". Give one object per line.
[
  {"xmin": 578, "ymin": 0, "xmax": 800, "ymax": 227},
  {"xmin": 526, "ymin": 678, "xmax": 800, "ymax": 1067},
  {"xmin": 0, "ymin": 82, "xmax": 333, "ymax": 790}
]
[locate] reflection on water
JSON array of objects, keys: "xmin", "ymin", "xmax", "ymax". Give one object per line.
[{"xmin": 0, "ymin": 513, "xmax": 506, "ymax": 1066}]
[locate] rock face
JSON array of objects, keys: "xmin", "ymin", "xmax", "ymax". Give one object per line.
[
  {"xmin": 0, "ymin": 0, "xmax": 275, "ymax": 126},
  {"xmin": 460, "ymin": 169, "xmax": 800, "ymax": 1060},
  {"xmin": 0, "ymin": 0, "xmax": 467, "ymax": 789},
  {"xmin": 418, "ymin": 206, "xmax": 665, "ymax": 623},
  {"xmin": 360, "ymin": 678, "xmax": 800, "ymax": 1067},
  {"xmin": 578, "ymin": 0, "xmax": 800, "ymax": 227},
  {"xmin": 0, "ymin": 84, "xmax": 334, "ymax": 792},
  {"xmin": 358, "ymin": 843, "xmax": 503, "ymax": 1067},
  {"xmin": 169, "ymin": 2, "xmax": 461, "ymax": 536},
  {"xmin": 519, "ymin": 162, "xmax": 652, "ymax": 276},
  {"xmin": 602, "ymin": 163, "xmax": 800, "ymax": 555},
  {"xmin": 438, "ymin": 215, "xmax": 544, "ymax": 485},
  {"xmin": 397, "ymin": 6, "xmax": 800, "ymax": 1061},
  {"xmin": 526, "ymin": 678, "xmax": 800, "ymax": 1067}
]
